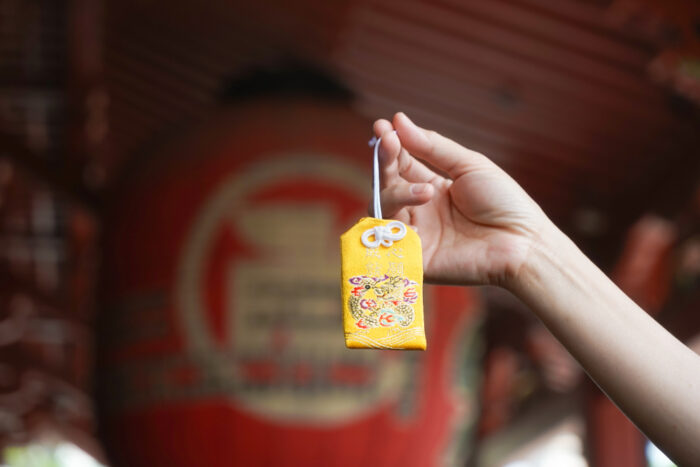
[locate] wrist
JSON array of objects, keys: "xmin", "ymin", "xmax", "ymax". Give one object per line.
[{"xmin": 503, "ymin": 218, "xmax": 574, "ymax": 298}]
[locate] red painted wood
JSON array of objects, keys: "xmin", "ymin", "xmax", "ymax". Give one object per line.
[{"xmin": 586, "ymin": 388, "xmax": 645, "ymax": 467}]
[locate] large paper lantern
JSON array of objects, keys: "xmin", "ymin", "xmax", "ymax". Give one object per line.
[{"xmin": 98, "ymin": 98, "xmax": 482, "ymax": 467}]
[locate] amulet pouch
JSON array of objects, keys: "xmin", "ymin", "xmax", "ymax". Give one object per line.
[{"xmin": 340, "ymin": 217, "xmax": 426, "ymax": 350}]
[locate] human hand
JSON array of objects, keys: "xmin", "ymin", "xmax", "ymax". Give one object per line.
[{"xmin": 374, "ymin": 112, "xmax": 549, "ymax": 287}]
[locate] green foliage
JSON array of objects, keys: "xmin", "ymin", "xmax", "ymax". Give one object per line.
[
  {"xmin": 3, "ymin": 445, "xmax": 62, "ymax": 467},
  {"xmin": 2, "ymin": 443, "xmax": 105, "ymax": 467}
]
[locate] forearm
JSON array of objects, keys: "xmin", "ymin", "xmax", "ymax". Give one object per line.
[{"xmin": 507, "ymin": 220, "xmax": 700, "ymax": 464}]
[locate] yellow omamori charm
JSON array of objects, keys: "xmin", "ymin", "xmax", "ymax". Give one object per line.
[{"xmin": 340, "ymin": 217, "xmax": 426, "ymax": 350}]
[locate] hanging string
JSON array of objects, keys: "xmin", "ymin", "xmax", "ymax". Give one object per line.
[
  {"xmin": 363, "ymin": 131, "xmax": 406, "ymax": 249},
  {"xmin": 368, "ymin": 130, "xmax": 397, "ymax": 220}
]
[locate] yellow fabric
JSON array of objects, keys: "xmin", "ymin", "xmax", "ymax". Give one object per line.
[{"xmin": 340, "ymin": 217, "xmax": 426, "ymax": 350}]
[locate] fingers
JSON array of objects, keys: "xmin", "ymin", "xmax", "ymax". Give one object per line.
[
  {"xmin": 392, "ymin": 112, "xmax": 490, "ymax": 179},
  {"xmin": 380, "ymin": 182, "xmax": 434, "ymax": 218},
  {"xmin": 395, "ymin": 148, "xmax": 441, "ymax": 184},
  {"xmin": 373, "ymin": 119, "xmax": 441, "ymax": 186}
]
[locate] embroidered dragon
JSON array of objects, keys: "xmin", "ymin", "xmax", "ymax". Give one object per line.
[{"xmin": 348, "ymin": 275, "xmax": 418, "ymax": 329}]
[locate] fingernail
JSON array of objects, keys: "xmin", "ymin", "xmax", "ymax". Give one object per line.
[{"xmin": 411, "ymin": 184, "xmax": 428, "ymax": 195}]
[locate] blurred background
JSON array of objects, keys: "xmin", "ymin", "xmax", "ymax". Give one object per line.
[{"xmin": 1, "ymin": 0, "xmax": 699, "ymax": 465}]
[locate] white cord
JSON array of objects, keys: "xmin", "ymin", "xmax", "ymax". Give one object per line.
[
  {"xmin": 368, "ymin": 130, "xmax": 397, "ymax": 220},
  {"xmin": 363, "ymin": 131, "xmax": 406, "ymax": 248},
  {"xmin": 361, "ymin": 221, "xmax": 407, "ymax": 248}
]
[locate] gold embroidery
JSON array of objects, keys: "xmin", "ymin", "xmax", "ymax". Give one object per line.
[
  {"xmin": 347, "ymin": 275, "xmax": 418, "ymax": 330},
  {"xmin": 387, "ymin": 262, "xmax": 404, "ymax": 277}
]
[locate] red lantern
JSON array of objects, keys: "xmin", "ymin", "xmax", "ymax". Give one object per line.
[{"xmin": 99, "ymin": 99, "xmax": 481, "ymax": 467}]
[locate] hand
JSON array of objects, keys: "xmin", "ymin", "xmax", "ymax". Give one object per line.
[{"xmin": 374, "ymin": 112, "xmax": 549, "ymax": 286}]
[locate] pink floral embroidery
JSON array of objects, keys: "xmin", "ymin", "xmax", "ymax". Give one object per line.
[
  {"xmin": 360, "ymin": 299, "xmax": 377, "ymax": 310},
  {"xmin": 404, "ymin": 287, "xmax": 418, "ymax": 303}
]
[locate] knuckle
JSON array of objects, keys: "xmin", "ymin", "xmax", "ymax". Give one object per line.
[
  {"xmin": 425, "ymin": 130, "xmax": 438, "ymax": 152},
  {"xmin": 397, "ymin": 153, "xmax": 413, "ymax": 176}
]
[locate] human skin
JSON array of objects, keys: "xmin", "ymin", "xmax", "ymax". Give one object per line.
[{"xmin": 374, "ymin": 112, "xmax": 700, "ymax": 465}]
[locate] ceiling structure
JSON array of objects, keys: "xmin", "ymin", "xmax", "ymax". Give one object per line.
[{"xmin": 101, "ymin": 0, "xmax": 700, "ymax": 265}]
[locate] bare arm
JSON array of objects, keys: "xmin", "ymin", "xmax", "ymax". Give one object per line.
[
  {"xmin": 375, "ymin": 112, "xmax": 700, "ymax": 464},
  {"xmin": 512, "ymin": 219, "xmax": 700, "ymax": 464}
]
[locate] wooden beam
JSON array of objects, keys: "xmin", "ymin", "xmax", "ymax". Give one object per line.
[
  {"xmin": 346, "ymin": 8, "xmax": 667, "ymax": 122},
  {"xmin": 368, "ymin": 0, "xmax": 662, "ymax": 101},
  {"xmin": 338, "ymin": 45, "xmax": 660, "ymax": 165}
]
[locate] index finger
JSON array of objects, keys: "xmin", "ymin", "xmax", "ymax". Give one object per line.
[
  {"xmin": 392, "ymin": 112, "xmax": 491, "ymax": 179},
  {"xmin": 373, "ymin": 118, "xmax": 443, "ymax": 186}
]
